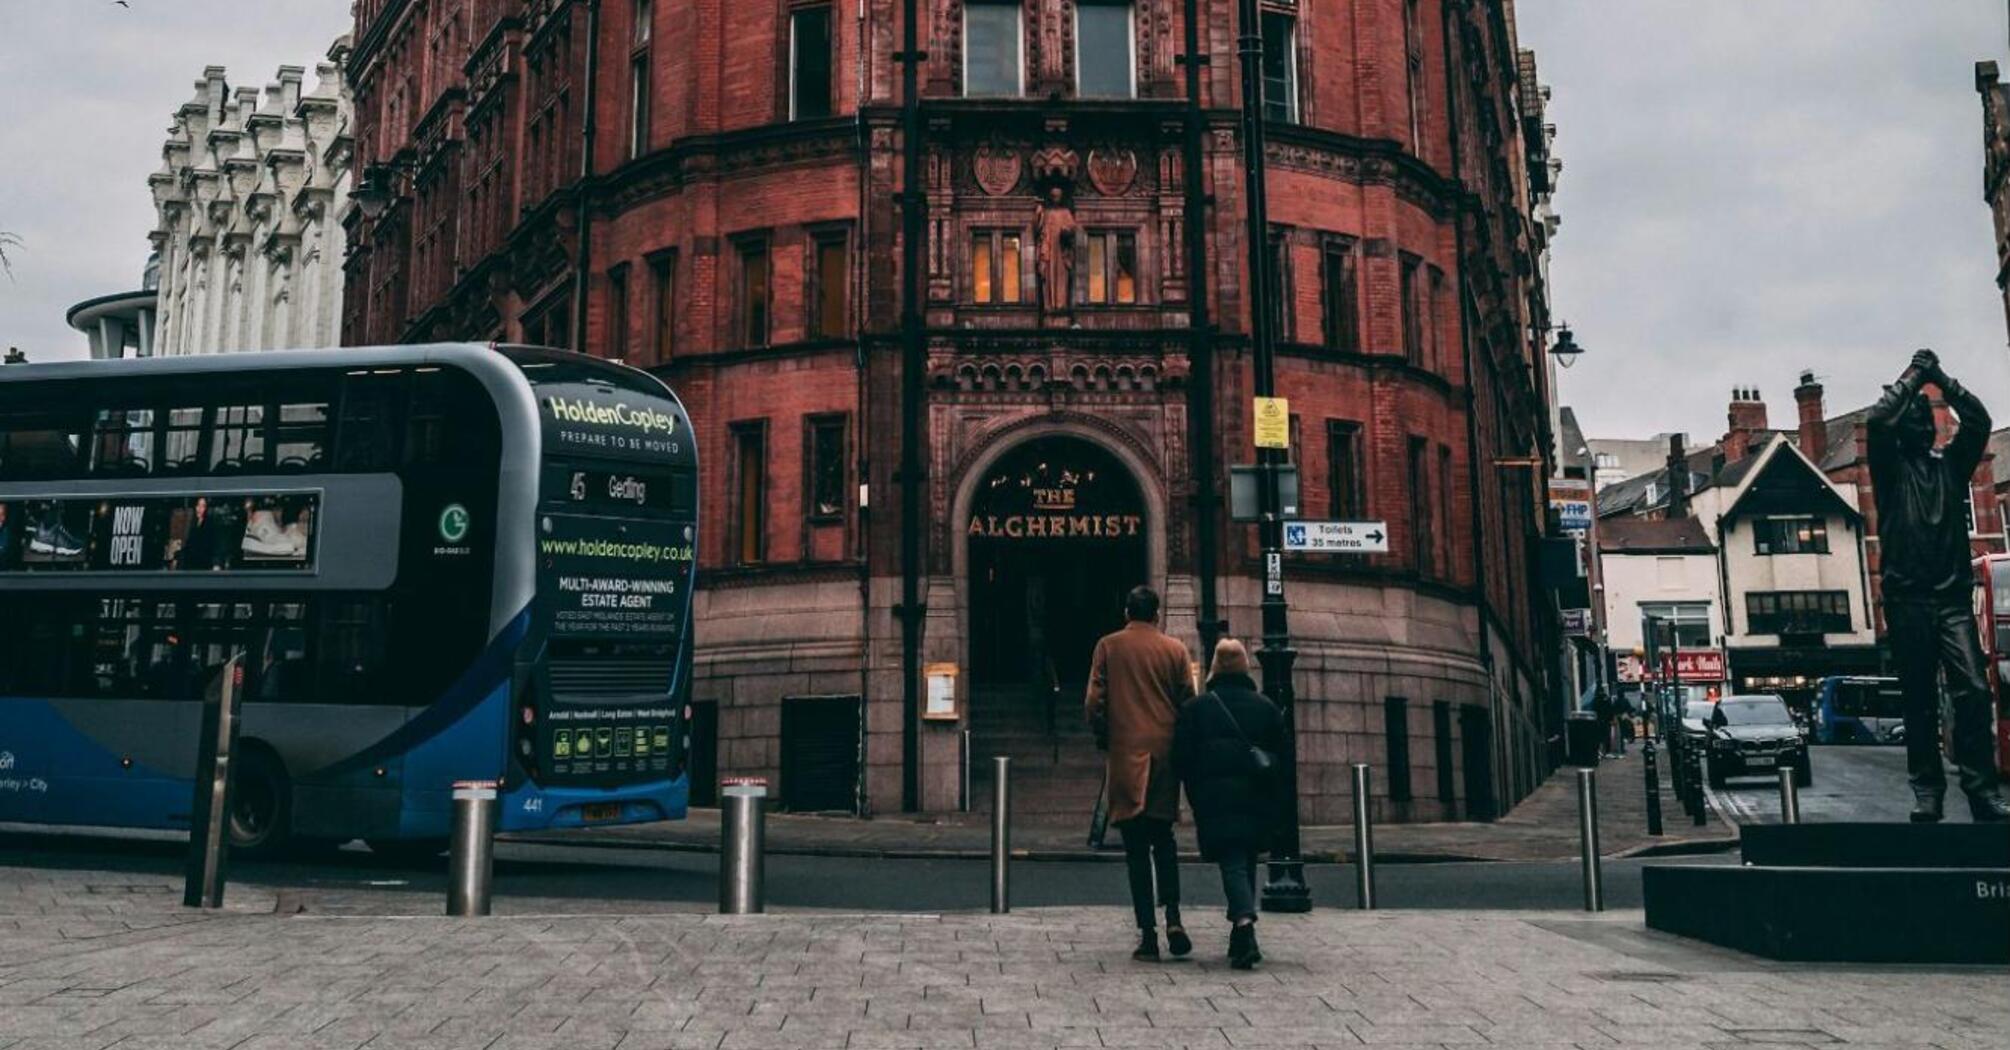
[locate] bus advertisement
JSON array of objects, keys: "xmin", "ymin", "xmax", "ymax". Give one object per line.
[{"xmin": 0, "ymin": 344, "xmax": 698, "ymax": 852}]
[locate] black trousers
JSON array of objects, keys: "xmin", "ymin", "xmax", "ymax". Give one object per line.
[
  {"xmin": 1217, "ymin": 849, "xmax": 1260, "ymax": 923},
  {"xmin": 1116, "ymin": 817, "xmax": 1180, "ymax": 930},
  {"xmin": 1887, "ymin": 599, "xmax": 2003, "ymax": 798}
]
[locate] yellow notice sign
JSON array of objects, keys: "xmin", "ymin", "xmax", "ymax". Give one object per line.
[{"xmin": 1253, "ymin": 396, "xmax": 1290, "ymax": 449}]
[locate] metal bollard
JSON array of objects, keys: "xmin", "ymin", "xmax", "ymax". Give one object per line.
[
  {"xmin": 183, "ymin": 655, "xmax": 244, "ymax": 910},
  {"xmin": 1642, "ymin": 740, "xmax": 1663, "ymax": 836},
  {"xmin": 1350, "ymin": 763, "xmax": 1376, "ymax": 910},
  {"xmin": 991, "ymin": 756, "xmax": 1011, "ymax": 914},
  {"xmin": 446, "ymin": 780, "xmax": 498, "ymax": 917},
  {"xmin": 1777, "ymin": 767, "xmax": 1801, "ymax": 825},
  {"xmin": 1576, "ymin": 768, "xmax": 1604, "ymax": 912},
  {"xmin": 720, "ymin": 777, "xmax": 768, "ymax": 914},
  {"xmin": 1688, "ymin": 746, "xmax": 1707, "ymax": 825}
]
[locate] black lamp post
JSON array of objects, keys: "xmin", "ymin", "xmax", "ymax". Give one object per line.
[{"xmin": 1230, "ymin": 0, "xmax": 1309, "ymax": 914}]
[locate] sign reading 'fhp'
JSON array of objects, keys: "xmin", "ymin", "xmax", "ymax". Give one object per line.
[{"xmin": 1282, "ymin": 521, "xmax": 1389, "ymax": 553}]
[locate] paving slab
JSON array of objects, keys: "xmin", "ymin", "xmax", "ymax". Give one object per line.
[{"xmin": 2, "ymin": 862, "xmax": 2004, "ymax": 1050}]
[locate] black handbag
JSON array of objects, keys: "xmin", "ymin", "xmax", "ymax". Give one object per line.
[{"xmin": 1209, "ymin": 691, "xmax": 1276, "ymax": 775}]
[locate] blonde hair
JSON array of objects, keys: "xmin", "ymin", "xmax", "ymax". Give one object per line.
[{"xmin": 1209, "ymin": 637, "xmax": 1253, "ymax": 679}]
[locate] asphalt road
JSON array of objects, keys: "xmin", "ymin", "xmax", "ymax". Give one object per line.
[
  {"xmin": 0, "ymin": 827, "xmax": 1718, "ymax": 915},
  {"xmin": 1706, "ymin": 742, "xmax": 1982, "ymax": 824}
]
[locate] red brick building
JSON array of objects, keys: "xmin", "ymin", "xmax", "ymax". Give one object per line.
[{"xmin": 342, "ymin": 0, "xmax": 1563, "ymax": 823}]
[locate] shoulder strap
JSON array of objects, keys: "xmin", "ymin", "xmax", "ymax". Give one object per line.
[{"xmin": 1209, "ymin": 690, "xmax": 1251, "ymax": 744}]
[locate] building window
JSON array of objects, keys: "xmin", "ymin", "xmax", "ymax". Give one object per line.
[
  {"xmin": 808, "ymin": 415, "xmax": 847, "ymax": 521},
  {"xmin": 1259, "ymin": 12, "xmax": 1297, "ymax": 123},
  {"xmin": 606, "ymin": 264, "xmax": 630, "ymax": 361},
  {"xmin": 964, "ymin": 0, "xmax": 1023, "ymax": 97},
  {"xmin": 649, "ymin": 251, "xmax": 675, "ymax": 364},
  {"xmin": 1753, "ymin": 516, "xmax": 1829, "ymax": 555},
  {"xmin": 1745, "ymin": 591, "xmax": 1851, "ymax": 636},
  {"xmin": 632, "ymin": 0, "xmax": 651, "ymax": 44},
  {"xmin": 1327, "ymin": 420, "xmax": 1364, "ymax": 519},
  {"xmin": 732, "ymin": 424, "xmax": 767, "ymax": 565},
  {"xmin": 1438, "ymin": 444, "xmax": 1455, "ymax": 580},
  {"xmin": 1403, "ymin": 0, "xmax": 1425, "ymax": 151},
  {"xmin": 522, "ymin": 289, "xmax": 572, "ymax": 349},
  {"xmin": 1640, "ymin": 602, "xmax": 1712, "ymax": 650},
  {"xmin": 791, "ymin": 5, "xmax": 834, "ymax": 119},
  {"xmin": 1408, "ymin": 436, "xmax": 1432, "ymax": 576},
  {"xmin": 1385, "ymin": 697, "xmax": 1413, "ymax": 803},
  {"xmin": 736, "ymin": 238, "xmax": 770, "ymax": 347},
  {"xmin": 1321, "ymin": 239, "xmax": 1360, "ymax": 353},
  {"xmin": 972, "ymin": 229, "xmax": 1023, "ymax": 304},
  {"xmin": 1427, "ymin": 265, "xmax": 1446, "ymax": 370},
  {"xmin": 809, "ymin": 233, "xmax": 848, "ymax": 338},
  {"xmin": 1400, "ymin": 254, "xmax": 1424, "ymax": 365},
  {"xmin": 1268, "ymin": 227, "xmax": 1291, "ymax": 341},
  {"xmin": 1082, "ymin": 230, "xmax": 1138, "ymax": 304},
  {"xmin": 628, "ymin": 55, "xmax": 650, "ymax": 158},
  {"xmin": 1075, "ymin": 1, "xmax": 1135, "ymax": 98}
]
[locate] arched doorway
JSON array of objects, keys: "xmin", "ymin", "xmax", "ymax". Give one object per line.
[{"xmin": 964, "ymin": 435, "xmax": 1149, "ymax": 818}]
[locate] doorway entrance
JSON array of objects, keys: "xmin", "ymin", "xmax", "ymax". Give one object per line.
[{"xmin": 965, "ymin": 436, "xmax": 1148, "ymax": 819}]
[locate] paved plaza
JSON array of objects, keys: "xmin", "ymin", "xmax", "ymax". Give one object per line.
[{"xmin": 3, "ymin": 862, "xmax": 2005, "ymax": 1050}]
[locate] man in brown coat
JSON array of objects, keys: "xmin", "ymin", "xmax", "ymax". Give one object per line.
[{"xmin": 1085, "ymin": 585, "xmax": 1195, "ymax": 960}]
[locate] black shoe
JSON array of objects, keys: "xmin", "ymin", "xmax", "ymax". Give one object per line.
[
  {"xmin": 1132, "ymin": 930, "xmax": 1160, "ymax": 961},
  {"xmin": 1910, "ymin": 790, "xmax": 1945, "ymax": 824},
  {"xmin": 1967, "ymin": 791, "xmax": 2010, "ymax": 823},
  {"xmin": 1228, "ymin": 923, "xmax": 1260, "ymax": 970},
  {"xmin": 1165, "ymin": 925, "xmax": 1192, "ymax": 958}
]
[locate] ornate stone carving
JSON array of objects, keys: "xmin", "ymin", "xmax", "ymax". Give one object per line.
[
  {"xmin": 972, "ymin": 144, "xmax": 1022, "ymax": 196},
  {"xmin": 1086, "ymin": 148, "xmax": 1138, "ymax": 196},
  {"xmin": 1030, "ymin": 145, "xmax": 1079, "ymax": 188}
]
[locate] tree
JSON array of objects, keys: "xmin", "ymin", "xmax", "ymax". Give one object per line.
[{"xmin": 0, "ymin": 229, "xmax": 19, "ymax": 281}]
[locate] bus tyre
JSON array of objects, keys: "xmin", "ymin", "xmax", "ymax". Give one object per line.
[
  {"xmin": 227, "ymin": 747, "xmax": 291, "ymax": 856},
  {"xmin": 1706, "ymin": 759, "xmax": 1727, "ymax": 790}
]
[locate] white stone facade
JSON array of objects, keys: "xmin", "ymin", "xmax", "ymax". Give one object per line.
[{"xmin": 148, "ymin": 41, "xmax": 353, "ymax": 357}]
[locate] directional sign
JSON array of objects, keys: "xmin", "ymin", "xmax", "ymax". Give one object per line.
[{"xmin": 1282, "ymin": 520, "xmax": 1389, "ymax": 554}]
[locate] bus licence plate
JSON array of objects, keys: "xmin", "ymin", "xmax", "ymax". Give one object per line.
[{"xmin": 583, "ymin": 803, "xmax": 622, "ymax": 823}]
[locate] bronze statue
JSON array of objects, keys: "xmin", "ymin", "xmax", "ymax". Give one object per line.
[
  {"xmin": 1034, "ymin": 185, "xmax": 1076, "ymax": 314},
  {"xmin": 1868, "ymin": 348, "xmax": 2010, "ymax": 822}
]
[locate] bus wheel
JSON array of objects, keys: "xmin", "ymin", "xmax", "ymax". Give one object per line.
[{"xmin": 228, "ymin": 747, "xmax": 292, "ymax": 855}]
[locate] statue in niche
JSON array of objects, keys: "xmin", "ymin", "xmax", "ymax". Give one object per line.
[{"xmin": 1034, "ymin": 184, "xmax": 1077, "ymax": 314}]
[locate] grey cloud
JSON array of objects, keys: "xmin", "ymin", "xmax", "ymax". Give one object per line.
[
  {"xmin": 0, "ymin": 1, "xmax": 349, "ymax": 361},
  {"xmin": 1519, "ymin": 0, "xmax": 2010, "ymax": 437}
]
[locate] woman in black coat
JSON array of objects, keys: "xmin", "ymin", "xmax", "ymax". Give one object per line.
[{"xmin": 1173, "ymin": 637, "xmax": 1284, "ymax": 968}]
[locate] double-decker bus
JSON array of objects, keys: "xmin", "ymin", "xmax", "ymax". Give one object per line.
[
  {"xmin": 1974, "ymin": 554, "xmax": 2010, "ymax": 777},
  {"xmin": 0, "ymin": 344, "xmax": 697, "ymax": 852}
]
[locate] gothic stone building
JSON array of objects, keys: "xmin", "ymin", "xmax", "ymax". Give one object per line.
[
  {"xmin": 344, "ymin": 0, "xmax": 1563, "ymax": 824},
  {"xmin": 149, "ymin": 44, "xmax": 355, "ymax": 357}
]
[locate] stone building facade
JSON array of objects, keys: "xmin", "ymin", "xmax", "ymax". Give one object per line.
[
  {"xmin": 148, "ymin": 43, "xmax": 354, "ymax": 357},
  {"xmin": 343, "ymin": 0, "xmax": 1564, "ymax": 824}
]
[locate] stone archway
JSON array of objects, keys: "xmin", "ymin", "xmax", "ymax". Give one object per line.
[{"xmin": 948, "ymin": 422, "xmax": 1168, "ymax": 820}]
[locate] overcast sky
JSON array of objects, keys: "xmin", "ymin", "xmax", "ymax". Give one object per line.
[
  {"xmin": 0, "ymin": 1, "xmax": 349, "ymax": 360},
  {"xmin": 1519, "ymin": 0, "xmax": 2010, "ymax": 441},
  {"xmin": 3, "ymin": 3, "xmax": 2009, "ymax": 444}
]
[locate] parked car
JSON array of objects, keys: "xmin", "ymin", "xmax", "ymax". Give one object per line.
[
  {"xmin": 1706, "ymin": 694, "xmax": 1812, "ymax": 789},
  {"xmin": 1680, "ymin": 698, "xmax": 1716, "ymax": 743}
]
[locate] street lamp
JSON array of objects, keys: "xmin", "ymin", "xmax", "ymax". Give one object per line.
[
  {"xmin": 1547, "ymin": 324, "xmax": 1586, "ymax": 369},
  {"xmin": 350, "ymin": 161, "xmax": 415, "ymax": 221}
]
